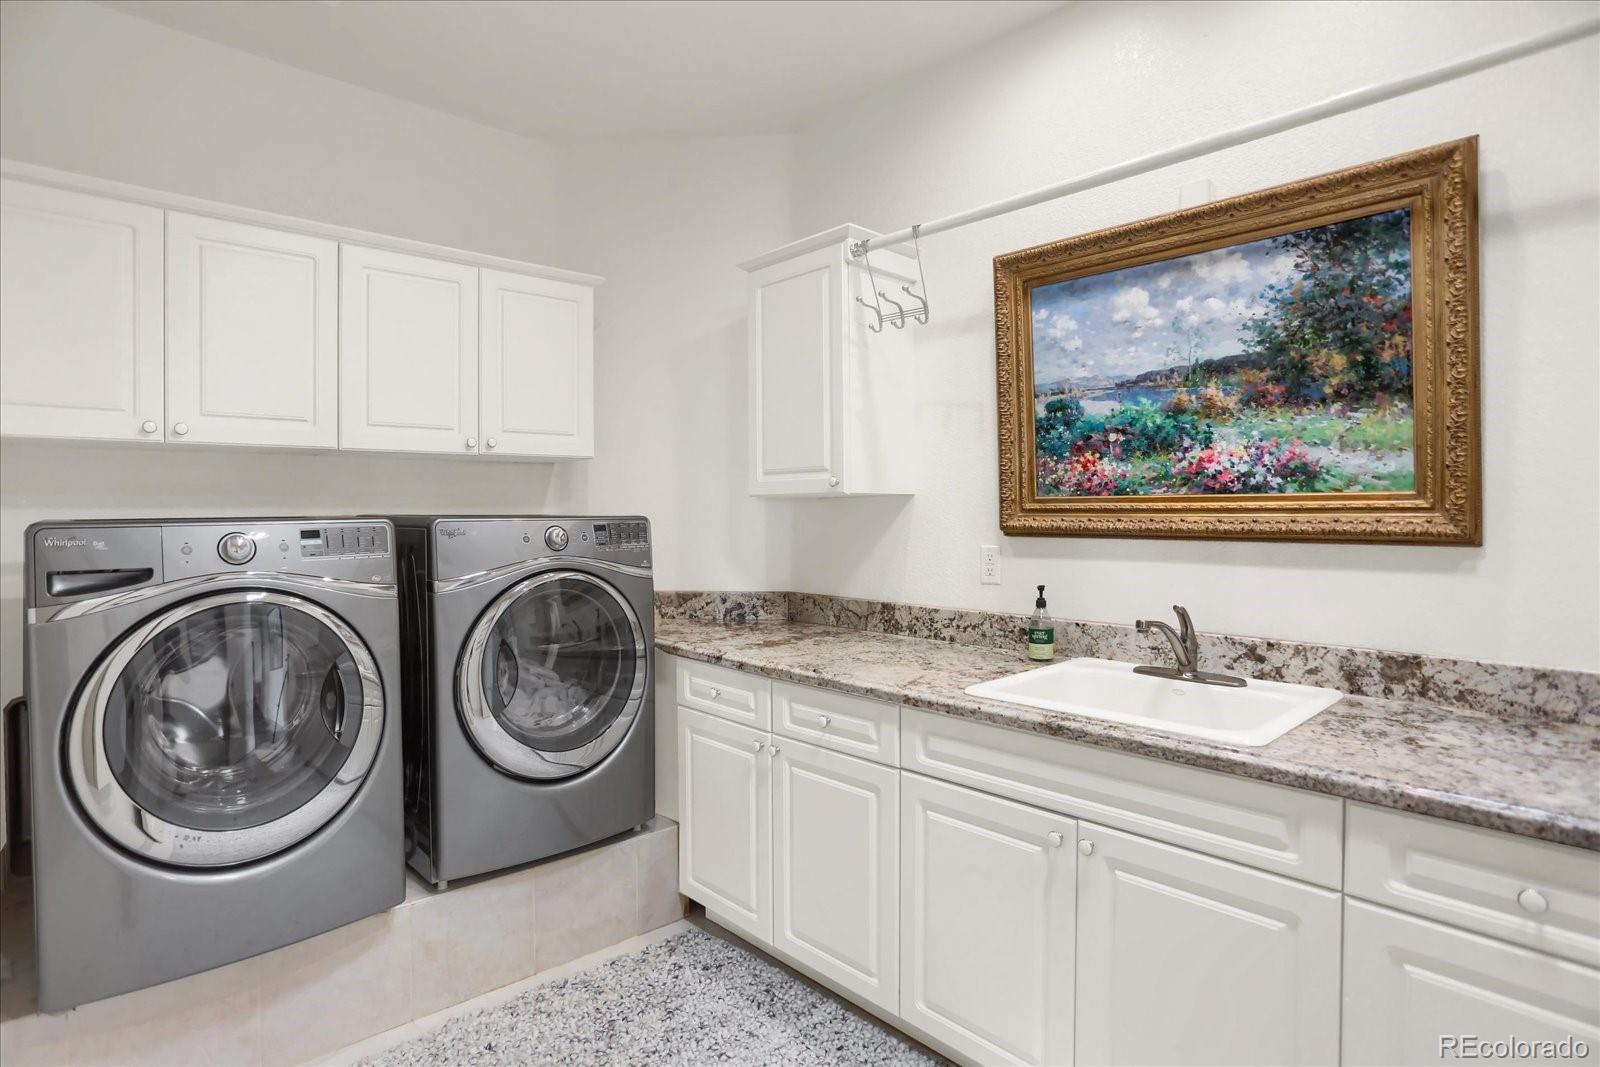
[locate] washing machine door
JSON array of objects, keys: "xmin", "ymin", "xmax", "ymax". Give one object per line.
[
  {"xmin": 457, "ymin": 569, "xmax": 646, "ymax": 780},
  {"xmin": 65, "ymin": 590, "xmax": 384, "ymax": 867}
]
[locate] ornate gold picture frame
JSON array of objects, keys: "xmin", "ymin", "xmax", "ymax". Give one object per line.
[{"xmin": 995, "ymin": 137, "xmax": 1480, "ymax": 544}]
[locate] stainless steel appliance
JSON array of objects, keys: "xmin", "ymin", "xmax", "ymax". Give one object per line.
[
  {"xmin": 23, "ymin": 519, "xmax": 404, "ymax": 1010},
  {"xmin": 393, "ymin": 516, "xmax": 654, "ymax": 887}
]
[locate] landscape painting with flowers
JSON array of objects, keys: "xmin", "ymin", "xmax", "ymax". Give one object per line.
[
  {"xmin": 1029, "ymin": 208, "xmax": 1415, "ymax": 499},
  {"xmin": 995, "ymin": 138, "xmax": 1481, "ymax": 544}
]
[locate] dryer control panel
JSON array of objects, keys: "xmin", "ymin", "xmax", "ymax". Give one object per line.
[{"xmin": 422, "ymin": 516, "xmax": 652, "ymax": 581}]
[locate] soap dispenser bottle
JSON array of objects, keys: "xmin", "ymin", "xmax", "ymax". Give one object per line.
[{"xmin": 1028, "ymin": 585, "xmax": 1055, "ymax": 662}]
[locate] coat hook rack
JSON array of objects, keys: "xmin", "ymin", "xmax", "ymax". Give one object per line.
[{"xmin": 851, "ymin": 223, "xmax": 930, "ymax": 329}]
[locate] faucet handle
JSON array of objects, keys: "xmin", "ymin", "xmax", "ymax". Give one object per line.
[{"xmin": 1172, "ymin": 604, "xmax": 1194, "ymax": 643}]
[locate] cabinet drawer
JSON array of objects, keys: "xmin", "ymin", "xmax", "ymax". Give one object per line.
[
  {"xmin": 1346, "ymin": 802, "xmax": 1600, "ymax": 967},
  {"xmin": 901, "ymin": 707, "xmax": 1343, "ymax": 887},
  {"xmin": 676, "ymin": 659, "xmax": 771, "ymax": 730},
  {"xmin": 772, "ymin": 681, "xmax": 898, "ymax": 765}
]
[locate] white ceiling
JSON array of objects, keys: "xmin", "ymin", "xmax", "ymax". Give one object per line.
[{"xmin": 96, "ymin": 0, "xmax": 1066, "ymax": 140}]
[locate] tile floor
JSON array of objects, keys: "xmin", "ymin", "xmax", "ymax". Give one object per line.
[{"xmin": 0, "ymin": 819, "xmax": 680, "ymax": 1067}]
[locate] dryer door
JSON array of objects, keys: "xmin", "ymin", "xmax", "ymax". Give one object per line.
[
  {"xmin": 457, "ymin": 570, "xmax": 646, "ymax": 780},
  {"xmin": 66, "ymin": 591, "xmax": 384, "ymax": 867}
]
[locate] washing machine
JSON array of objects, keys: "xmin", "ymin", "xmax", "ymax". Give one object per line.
[
  {"xmin": 393, "ymin": 516, "xmax": 654, "ymax": 887},
  {"xmin": 23, "ymin": 519, "xmax": 404, "ymax": 1011}
]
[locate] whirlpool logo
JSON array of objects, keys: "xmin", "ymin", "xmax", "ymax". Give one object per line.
[
  {"xmin": 440, "ymin": 526, "xmax": 467, "ymax": 539},
  {"xmin": 42, "ymin": 535, "xmax": 104, "ymax": 550}
]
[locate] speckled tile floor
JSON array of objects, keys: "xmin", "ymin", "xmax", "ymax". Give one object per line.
[{"xmin": 361, "ymin": 925, "xmax": 941, "ymax": 1066}]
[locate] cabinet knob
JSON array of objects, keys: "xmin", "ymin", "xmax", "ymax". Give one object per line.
[
  {"xmin": 751, "ymin": 739, "xmax": 764, "ymax": 753},
  {"xmin": 1048, "ymin": 831, "xmax": 1064, "ymax": 848},
  {"xmin": 172, "ymin": 422, "xmax": 189, "ymax": 436},
  {"xmin": 486, "ymin": 437, "xmax": 498, "ymax": 450},
  {"xmin": 465, "ymin": 437, "xmax": 477, "ymax": 450},
  {"xmin": 1517, "ymin": 888, "xmax": 1549, "ymax": 914},
  {"xmin": 140, "ymin": 420, "xmax": 158, "ymax": 434},
  {"xmin": 817, "ymin": 714, "xmax": 831, "ymax": 729},
  {"xmin": 1077, "ymin": 839, "xmax": 1094, "ymax": 856},
  {"xmin": 707, "ymin": 686, "xmax": 721, "ymax": 699},
  {"xmin": 769, "ymin": 744, "xmax": 780, "ymax": 755},
  {"xmin": 827, "ymin": 476, "xmax": 840, "ymax": 488}
]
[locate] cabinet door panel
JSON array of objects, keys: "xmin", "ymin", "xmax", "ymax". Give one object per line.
[
  {"xmin": 479, "ymin": 268, "xmax": 592, "ymax": 458},
  {"xmin": 772, "ymin": 738, "xmax": 897, "ymax": 1014},
  {"xmin": 1343, "ymin": 899, "xmax": 1600, "ymax": 1067},
  {"xmin": 1076, "ymin": 822, "xmax": 1341, "ymax": 1067},
  {"xmin": 900, "ymin": 772, "xmax": 1075, "ymax": 1066},
  {"xmin": 1, "ymin": 179, "xmax": 163, "ymax": 441},
  {"xmin": 340, "ymin": 244, "xmax": 478, "ymax": 453},
  {"xmin": 679, "ymin": 707, "xmax": 771, "ymax": 944},
  {"xmin": 166, "ymin": 213, "xmax": 337, "ymax": 447},
  {"xmin": 748, "ymin": 246, "xmax": 839, "ymax": 494}
]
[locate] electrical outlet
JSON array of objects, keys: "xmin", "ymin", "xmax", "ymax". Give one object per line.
[{"xmin": 979, "ymin": 545, "xmax": 1000, "ymax": 585}]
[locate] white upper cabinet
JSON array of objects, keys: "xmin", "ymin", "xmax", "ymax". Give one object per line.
[
  {"xmin": 165, "ymin": 213, "xmax": 338, "ymax": 448},
  {"xmin": 741, "ymin": 225, "xmax": 916, "ymax": 497},
  {"xmin": 479, "ymin": 268, "xmax": 593, "ymax": 458},
  {"xmin": 0, "ymin": 179, "xmax": 164, "ymax": 442},
  {"xmin": 339, "ymin": 244, "xmax": 479, "ymax": 454},
  {"xmin": 1075, "ymin": 822, "xmax": 1342, "ymax": 1067}
]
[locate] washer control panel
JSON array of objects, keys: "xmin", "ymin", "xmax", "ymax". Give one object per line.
[
  {"xmin": 298, "ymin": 524, "xmax": 391, "ymax": 559},
  {"xmin": 592, "ymin": 520, "xmax": 649, "ymax": 550}
]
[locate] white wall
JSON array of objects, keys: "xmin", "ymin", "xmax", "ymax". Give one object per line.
[
  {"xmin": 548, "ymin": 137, "xmax": 796, "ymax": 593},
  {"xmin": 783, "ymin": 0, "xmax": 1600, "ymax": 671}
]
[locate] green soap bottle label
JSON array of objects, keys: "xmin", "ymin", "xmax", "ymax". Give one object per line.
[{"xmin": 1027, "ymin": 626, "xmax": 1055, "ymax": 660}]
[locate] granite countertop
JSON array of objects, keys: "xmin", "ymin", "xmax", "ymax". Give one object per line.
[{"xmin": 656, "ymin": 618, "xmax": 1600, "ymax": 850}]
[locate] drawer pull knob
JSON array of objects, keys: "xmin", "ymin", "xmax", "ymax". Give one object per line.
[
  {"xmin": 817, "ymin": 715, "xmax": 831, "ymax": 729},
  {"xmin": 1077, "ymin": 839, "xmax": 1094, "ymax": 857},
  {"xmin": 707, "ymin": 686, "xmax": 721, "ymax": 699},
  {"xmin": 1517, "ymin": 888, "xmax": 1549, "ymax": 914},
  {"xmin": 1048, "ymin": 831, "xmax": 1064, "ymax": 848},
  {"xmin": 770, "ymin": 745, "xmax": 781, "ymax": 755},
  {"xmin": 751, "ymin": 740, "xmax": 764, "ymax": 752}
]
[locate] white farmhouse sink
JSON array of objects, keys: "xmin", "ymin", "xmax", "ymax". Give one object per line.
[{"xmin": 964, "ymin": 658, "xmax": 1341, "ymax": 747}]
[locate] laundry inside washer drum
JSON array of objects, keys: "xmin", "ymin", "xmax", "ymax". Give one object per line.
[{"xmin": 478, "ymin": 577, "xmax": 636, "ymax": 753}]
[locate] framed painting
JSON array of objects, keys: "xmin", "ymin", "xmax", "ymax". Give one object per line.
[{"xmin": 994, "ymin": 137, "xmax": 1480, "ymax": 544}]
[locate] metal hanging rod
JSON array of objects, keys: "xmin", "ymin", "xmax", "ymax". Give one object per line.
[{"xmin": 850, "ymin": 16, "xmax": 1599, "ymax": 259}]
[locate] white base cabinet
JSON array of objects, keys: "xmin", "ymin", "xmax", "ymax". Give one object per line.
[
  {"xmin": 900, "ymin": 773, "xmax": 1076, "ymax": 1067},
  {"xmin": 1342, "ymin": 899, "xmax": 1600, "ymax": 1067},
  {"xmin": 773, "ymin": 737, "xmax": 899, "ymax": 1015},
  {"xmin": 1075, "ymin": 822, "xmax": 1341, "ymax": 1066},
  {"xmin": 671, "ymin": 657, "xmax": 1600, "ymax": 1067},
  {"xmin": 678, "ymin": 707, "xmax": 771, "ymax": 944}
]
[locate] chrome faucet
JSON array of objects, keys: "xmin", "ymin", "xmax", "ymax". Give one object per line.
[{"xmin": 1134, "ymin": 605, "xmax": 1245, "ymax": 688}]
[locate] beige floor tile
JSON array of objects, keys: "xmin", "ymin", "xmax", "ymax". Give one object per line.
[
  {"xmin": 633, "ymin": 826, "xmax": 682, "ymax": 935},
  {"xmin": 407, "ymin": 869, "xmax": 537, "ymax": 1019},
  {"xmin": 532, "ymin": 842, "xmax": 637, "ymax": 972},
  {"xmin": 0, "ymin": 1010, "xmax": 69, "ymax": 1067},
  {"xmin": 255, "ymin": 910, "xmax": 411, "ymax": 1067},
  {"xmin": 63, "ymin": 954, "xmax": 260, "ymax": 1067}
]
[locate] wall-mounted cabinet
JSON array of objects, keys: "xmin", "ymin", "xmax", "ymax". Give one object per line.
[
  {"xmin": 480, "ymin": 268, "xmax": 594, "ymax": 458},
  {"xmin": 741, "ymin": 224, "xmax": 916, "ymax": 497},
  {"xmin": 166, "ymin": 212, "xmax": 338, "ymax": 448},
  {"xmin": 0, "ymin": 165, "xmax": 601, "ymax": 461},
  {"xmin": 0, "ymin": 179, "xmax": 165, "ymax": 442},
  {"xmin": 340, "ymin": 245, "xmax": 480, "ymax": 455}
]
